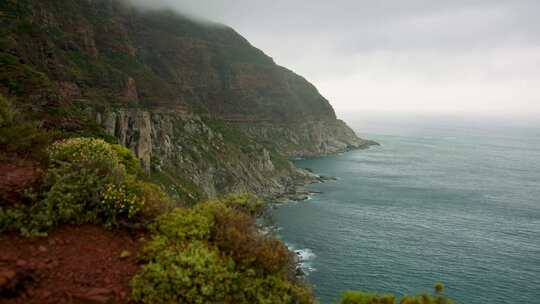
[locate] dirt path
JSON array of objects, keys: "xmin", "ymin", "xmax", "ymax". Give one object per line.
[{"xmin": 0, "ymin": 225, "xmax": 144, "ymax": 304}]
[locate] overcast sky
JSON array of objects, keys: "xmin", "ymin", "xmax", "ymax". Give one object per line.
[{"xmin": 131, "ymin": 0, "xmax": 540, "ymax": 119}]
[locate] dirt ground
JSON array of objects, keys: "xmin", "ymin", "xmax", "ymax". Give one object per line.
[{"xmin": 0, "ymin": 224, "xmax": 144, "ymax": 304}]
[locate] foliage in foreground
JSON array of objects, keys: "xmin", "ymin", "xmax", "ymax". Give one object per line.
[
  {"xmin": 130, "ymin": 197, "xmax": 313, "ymax": 304},
  {"xmin": 0, "ymin": 137, "xmax": 172, "ymax": 235},
  {"xmin": 338, "ymin": 283, "xmax": 453, "ymax": 304}
]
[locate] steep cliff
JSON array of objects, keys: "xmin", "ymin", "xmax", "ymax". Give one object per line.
[
  {"xmin": 97, "ymin": 108, "xmax": 295, "ymax": 201},
  {"xmin": 0, "ymin": 0, "xmax": 374, "ymax": 200}
]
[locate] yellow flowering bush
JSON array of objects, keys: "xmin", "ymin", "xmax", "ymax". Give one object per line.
[
  {"xmin": 101, "ymin": 181, "xmax": 143, "ymax": 224},
  {"xmin": 1, "ymin": 137, "xmax": 171, "ymax": 235},
  {"xmin": 47, "ymin": 137, "xmax": 119, "ymax": 167}
]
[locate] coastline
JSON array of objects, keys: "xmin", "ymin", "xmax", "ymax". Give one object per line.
[
  {"xmin": 263, "ymin": 143, "xmax": 380, "ymax": 283},
  {"xmin": 273, "ymin": 140, "xmax": 379, "ymax": 203}
]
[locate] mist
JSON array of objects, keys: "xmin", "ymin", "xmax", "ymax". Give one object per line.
[{"xmin": 127, "ymin": 0, "xmax": 540, "ymax": 120}]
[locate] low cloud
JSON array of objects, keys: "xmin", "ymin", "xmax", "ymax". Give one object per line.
[{"xmin": 127, "ymin": 0, "xmax": 540, "ymax": 118}]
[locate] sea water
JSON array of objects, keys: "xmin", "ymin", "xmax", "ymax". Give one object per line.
[{"xmin": 272, "ymin": 116, "xmax": 540, "ymax": 304}]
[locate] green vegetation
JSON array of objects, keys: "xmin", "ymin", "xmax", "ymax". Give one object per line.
[
  {"xmin": 0, "ymin": 137, "xmax": 171, "ymax": 236},
  {"xmin": 149, "ymin": 169, "xmax": 205, "ymax": 205},
  {"xmin": 338, "ymin": 284, "xmax": 453, "ymax": 304},
  {"xmin": 205, "ymin": 119, "xmax": 291, "ymax": 171},
  {"xmin": 0, "ymin": 94, "xmax": 13, "ymax": 126},
  {"xmin": 339, "ymin": 292, "xmax": 395, "ymax": 304},
  {"xmin": 131, "ymin": 197, "xmax": 313, "ymax": 304},
  {"xmin": 0, "ymin": 94, "xmax": 58, "ymax": 159},
  {"xmin": 0, "ymin": 52, "xmax": 53, "ymax": 97}
]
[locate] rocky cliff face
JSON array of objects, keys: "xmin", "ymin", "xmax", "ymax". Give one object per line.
[
  {"xmin": 0, "ymin": 0, "xmax": 374, "ymax": 200},
  {"xmin": 94, "ymin": 108, "xmax": 295, "ymax": 201}
]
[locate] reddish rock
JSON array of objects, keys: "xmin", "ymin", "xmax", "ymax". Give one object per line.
[
  {"xmin": 123, "ymin": 77, "xmax": 139, "ymax": 102},
  {"xmin": 57, "ymin": 81, "xmax": 82, "ymax": 100}
]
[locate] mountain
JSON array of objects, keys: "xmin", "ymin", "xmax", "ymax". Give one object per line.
[{"xmin": 0, "ymin": 0, "xmax": 375, "ymax": 201}]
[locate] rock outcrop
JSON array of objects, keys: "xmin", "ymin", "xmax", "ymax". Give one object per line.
[
  {"xmin": 238, "ymin": 119, "xmax": 377, "ymax": 157},
  {"xmin": 97, "ymin": 109, "xmax": 295, "ymax": 201}
]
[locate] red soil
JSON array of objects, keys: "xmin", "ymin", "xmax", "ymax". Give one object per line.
[
  {"xmin": 0, "ymin": 225, "xmax": 144, "ymax": 304},
  {"xmin": 0, "ymin": 162, "xmax": 43, "ymax": 206}
]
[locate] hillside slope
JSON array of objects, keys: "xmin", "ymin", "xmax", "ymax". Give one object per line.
[{"xmin": 0, "ymin": 0, "xmax": 375, "ymax": 199}]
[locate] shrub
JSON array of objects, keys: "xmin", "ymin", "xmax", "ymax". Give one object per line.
[
  {"xmin": 101, "ymin": 179, "xmax": 143, "ymax": 223},
  {"xmin": 36, "ymin": 138, "xmax": 129, "ymax": 229},
  {"xmin": 218, "ymin": 192, "xmax": 265, "ymax": 216},
  {"xmin": 434, "ymin": 282, "xmax": 444, "ymax": 295},
  {"xmin": 132, "ymin": 197, "xmax": 315, "ymax": 304},
  {"xmin": 0, "ymin": 207, "xmax": 32, "ymax": 235},
  {"xmin": 338, "ymin": 292, "xmax": 395, "ymax": 304},
  {"xmin": 0, "ymin": 94, "xmax": 58, "ymax": 158},
  {"xmin": 0, "ymin": 137, "xmax": 172, "ymax": 235},
  {"xmin": 137, "ymin": 181, "xmax": 174, "ymax": 219},
  {"xmin": 338, "ymin": 283, "xmax": 454, "ymax": 304},
  {"xmin": 0, "ymin": 94, "xmax": 14, "ymax": 127},
  {"xmin": 131, "ymin": 241, "xmax": 238, "ymax": 304},
  {"xmin": 212, "ymin": 207, "xmax": 290, "ymax": 275},
  {"xmin": 236, "ymin": 274, "xmax": 314, "ymax": 304},
  {"xmin": 47, "ymin": 137, "xmax": 119, "ymax": 167},
  {"xmin": 154, "ymin": 207, "xmax": 213, "ymax": 242},
  {"xmin": 110, "ymin": 143, "xmax": 144, "ymax": 176}
]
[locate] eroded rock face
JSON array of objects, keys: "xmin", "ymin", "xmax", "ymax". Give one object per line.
[
  {"xmin": 103, "ymin": 110, "xmax": 152, "ymax": 172},
  {"xmin": 99, "ymin": 109, "xmax": 295, "ymax": 199}
]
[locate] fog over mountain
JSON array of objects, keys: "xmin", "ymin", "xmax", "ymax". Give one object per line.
[{"xmin": 129, "ymin": 0, "xmax": 540, "ymax": 119}]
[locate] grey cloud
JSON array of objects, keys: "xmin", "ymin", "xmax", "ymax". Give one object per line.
[{"xmin": 128, "ymin": 0, "xmax": 540, "ymax": 118}]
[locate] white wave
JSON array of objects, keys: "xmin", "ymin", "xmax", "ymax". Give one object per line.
[
  {"xmin": 295, "ymin": 248, "xmax": 316, "ymax": 261},
  {"xmin": 289, "ymin": 246, "xmax": 317, "ymax": 275}
]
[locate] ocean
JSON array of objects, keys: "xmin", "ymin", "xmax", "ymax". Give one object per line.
[{"xmin": 272, "ymin": 115, "xmax": 540, "ymax": 304}]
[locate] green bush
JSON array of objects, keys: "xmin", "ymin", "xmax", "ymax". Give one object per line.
[
  {"xmin": 137, "ymin": 181, "xmax": 174, "ymax": 219},
  {"xmin": 212, "ymin": 206, "xmax": 290, "ymax": 275},
  {"xmin": 132, "ymin": 197, "xmax": 314, "ymax": 304},
  {"xmin": 217, "ymin": 192, "xmax": 265, "ymax": 216},
  {"xmin": 131, "ymin": 241, "xmax": 238, "ymax": 304},
  {"xmin": 236, "ymin": 274, "xmax": 314, "ymax": 304},
  {"xmin": 110, "ymin": 143, "xmax": 144, "ymax": 176},
  {"xmin": 140, "ymin": 207, "xmax": 213, "ymax": 258},
  {"xmin": 101, "ymin": 177, "xmax": 144, "ymax": 221},
  {"xmin": 0, "ymin": 94, "xmax": 58, "ymax": 158},
  {"xmin": 0, "ymin": 137, "xmax": 172, "ymax": 235},
  {"xmin": 338, "ymin": 292, "xmax": 395, "ymax": 304},
  {"xmin": 338, "ymin": 284, "xmax": 453, "ymax": 304},
  {"xmin": 0, "ymin": 94, "xmax": 14, "ymax": 127},
  {"xmin": 37, "ymin": 138, "xmax": 129, "ymax": 228}
]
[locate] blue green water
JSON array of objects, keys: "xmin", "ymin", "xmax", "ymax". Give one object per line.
[{"xmin": 272, "ymin": 117, "xmax": 540, "ymax": 304}]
